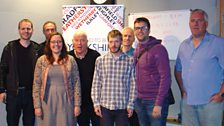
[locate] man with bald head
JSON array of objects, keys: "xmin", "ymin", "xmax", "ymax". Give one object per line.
[
  {"xmin": 121, "ymin": 27, "xmax": 140, "ymax": 126},
  {"xmin": 121, "ymin": 27, "xmax": 135, "ymax": 56},
  {"xmin": 69, "ymin": 30, "xmax": 100, "ymax": 126}
]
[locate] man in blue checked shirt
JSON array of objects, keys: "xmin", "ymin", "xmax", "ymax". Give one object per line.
[
  {"xmin": 175, "ymin": 9, "xmax": 224, "ymax": 126},
  {"xmin": 91, "ymin": 29, "xmax": 136, "ymax": 126}
]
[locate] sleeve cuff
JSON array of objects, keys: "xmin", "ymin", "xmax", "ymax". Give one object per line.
[{"xmin": 0, "ymin": 87, "xmax": 6, "ymax": 93}]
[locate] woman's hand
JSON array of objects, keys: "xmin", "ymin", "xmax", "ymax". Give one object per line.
[
  {"xmin": 35, "ymin": 108, "xmax": 42, "ymax": 117},
  {"xmin": 74, "ymin": 106, "xmax": 81, "ymax": 117}
]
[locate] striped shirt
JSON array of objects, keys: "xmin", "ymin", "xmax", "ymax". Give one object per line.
[{"xmin": 91, "ymin": 52, "xmax": 136, "ymax": 110}]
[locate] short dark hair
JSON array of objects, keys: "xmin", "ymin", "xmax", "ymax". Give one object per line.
[
  {"xmin": 44, "ymin": 32, "xmax": 68, "ymax": 64},
  {"xmin": 42, "ymin": 21, "xmax": 57, "ymax": 31},
  {"xmin": 134, "ymin": 17, "xmax": 150, "ymax": 30},
  {"xmin": 18, "ymin": 19, "xmax": 33, "ymax": 29},
  {"xmin": 107, "ymin": 29, "xmax": 123, "ymax": 42}
]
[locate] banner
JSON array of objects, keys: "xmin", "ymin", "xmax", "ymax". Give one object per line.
[
  {"xmin": 62, "ymin": 5, "xmax": 124, "ymax": 54},
  {"xmin": 128, "ymin": 10, "xmax": 191, "ymax": 60}
]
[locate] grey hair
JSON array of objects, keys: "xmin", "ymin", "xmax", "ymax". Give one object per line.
[{"xmin": 190, "ymin": 9, "xmax": 208, "ymax": 22}]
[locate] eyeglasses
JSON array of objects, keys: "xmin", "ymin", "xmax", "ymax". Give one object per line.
[
  {"xmin": 134, "ymin": 26, "xmax": 148, "ymax": 31},
  {"xmin": 50, "ymin": 40, "xmax": 62, "ymax": 44}
]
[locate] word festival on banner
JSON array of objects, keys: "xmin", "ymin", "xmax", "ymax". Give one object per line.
[{"xmin": 62, "ymin": 5, "xmax": 124, "ymax": 54}]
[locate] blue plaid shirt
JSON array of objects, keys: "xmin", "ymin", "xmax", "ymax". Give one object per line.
[{"xmin": 91, "ymin": 52, "xmax": 136, "ymax": 110}]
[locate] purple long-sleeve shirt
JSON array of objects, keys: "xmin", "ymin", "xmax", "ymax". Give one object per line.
[{"xmin": 134, "ymin": 36, "xmax": 171, "ymax": 106}]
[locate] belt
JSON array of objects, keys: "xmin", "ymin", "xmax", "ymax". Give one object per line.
[{"xmin": 18, "ymin": 87, "xmax": 26, "ymax": 90}]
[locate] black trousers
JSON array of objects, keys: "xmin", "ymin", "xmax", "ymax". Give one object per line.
[
  {"xmin": 129, "ymin": 110, "xmax": 140, "ymax": 126},
  {"xmin": 77, "ymin": 105, "xmax": 100, "ymax": 126},
  {"xmin": 100, "ymin": 107, "xmax": 129, "ymax": 126},
  {"xmin": 6, "ymin": 89, "xmax": 35, "ymax": 126}
]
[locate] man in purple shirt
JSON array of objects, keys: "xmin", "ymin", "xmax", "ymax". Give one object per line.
[
  {"xmin": 134, "ymin": 17, "xmax": 171, "ymax": 126},
  {"xmin": 175, "ymin": 9, "xmax": 224, "ymax": 126}
]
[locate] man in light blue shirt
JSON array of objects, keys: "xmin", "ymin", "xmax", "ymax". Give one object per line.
[{"xmin": 175, "ymin": 9, "xmax": 224, "ymax": 126}]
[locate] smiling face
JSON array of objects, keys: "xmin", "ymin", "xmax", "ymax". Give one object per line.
[
  {"xmin": 189, "ymin": 11, "xmax": 208, "ymax": 38},
  {"xmin": 134, "ymin": 21, "xmax": 150, "ymax": 42},
  {"xmin": 49, "ymin": 35, "xmax": 63, "ymax": 55},
  {"xmin": 122, "ymin": 27, "xmax": 135, "ymax": 47},
  {"xmin": 18, "ymin": 21, "xmax": 33, "ymax": 41},
  {"xmin": 43, "ymin": 22, "xmax": 57, "ymax": 40}
]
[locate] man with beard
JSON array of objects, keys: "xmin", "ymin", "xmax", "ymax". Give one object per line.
[
  {"xmin": 91, "ymin": 29, "xmax": 136, "ymax": 126},
  {"xmin": 133, "ymin": 17, "xmax": 171, "ymax": 126}
]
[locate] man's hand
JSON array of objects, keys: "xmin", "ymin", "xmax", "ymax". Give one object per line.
[
  {"xmin": 181, "ymin": 91, "xmax": 187, "ymax": 99},
  {"xmin": 0, "ymin": 93, "xmax": 6, "ymax": 103},
  {"xmin": 127, "ymin": 108, "xmax": 133, "ymax": 118},
  {"xmin": 210, "ymin": 93, "xmax": 224, "ymax": 103},
  {"xmin": 74, "ymin": 106, "xmax": 81, "ymax": 117},
  {"xmin": 152, "ymin": 106, "xmax": 162, "ymax": 118},
  {"xmin": 94, "ymin": 106, "xmax": 102, "ymax": 117}
]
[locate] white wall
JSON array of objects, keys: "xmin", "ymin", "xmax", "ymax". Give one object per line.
[
  {"xmin": 0, "ymin": 0, "xmax": 220, "ymax": 54},
  {"xmin": 0, "ymin": 0, "xmax": 89, "ymax": 54},
  {"xmin": 0, "ymin": 0, "xmax": 220, "ymax": 125}
]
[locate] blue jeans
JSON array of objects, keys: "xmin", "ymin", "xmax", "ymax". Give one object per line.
[
  {"xmin": 100, "ymin": 106, "xmax": 128, "ymax": 126},
  {"xmin": 135, "ymin": 98, "xmax": 161, "ymax": 126},
  {"xmin": 161, "ymin": 97, "xmax": 169, "ymax": 126},
  {"xmin": 182, "ymin": 99, "xmax": 223, "ymax": 126}
]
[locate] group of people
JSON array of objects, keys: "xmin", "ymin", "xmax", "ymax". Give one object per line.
[{"xmin": 0, "ymin": 8, "xmax": 223, "ymax": 126}]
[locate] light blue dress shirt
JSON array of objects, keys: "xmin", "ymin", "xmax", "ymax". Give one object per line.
[{"xmin": 175, "ymin": 32, "xmax": 224, "ymax": 105}]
